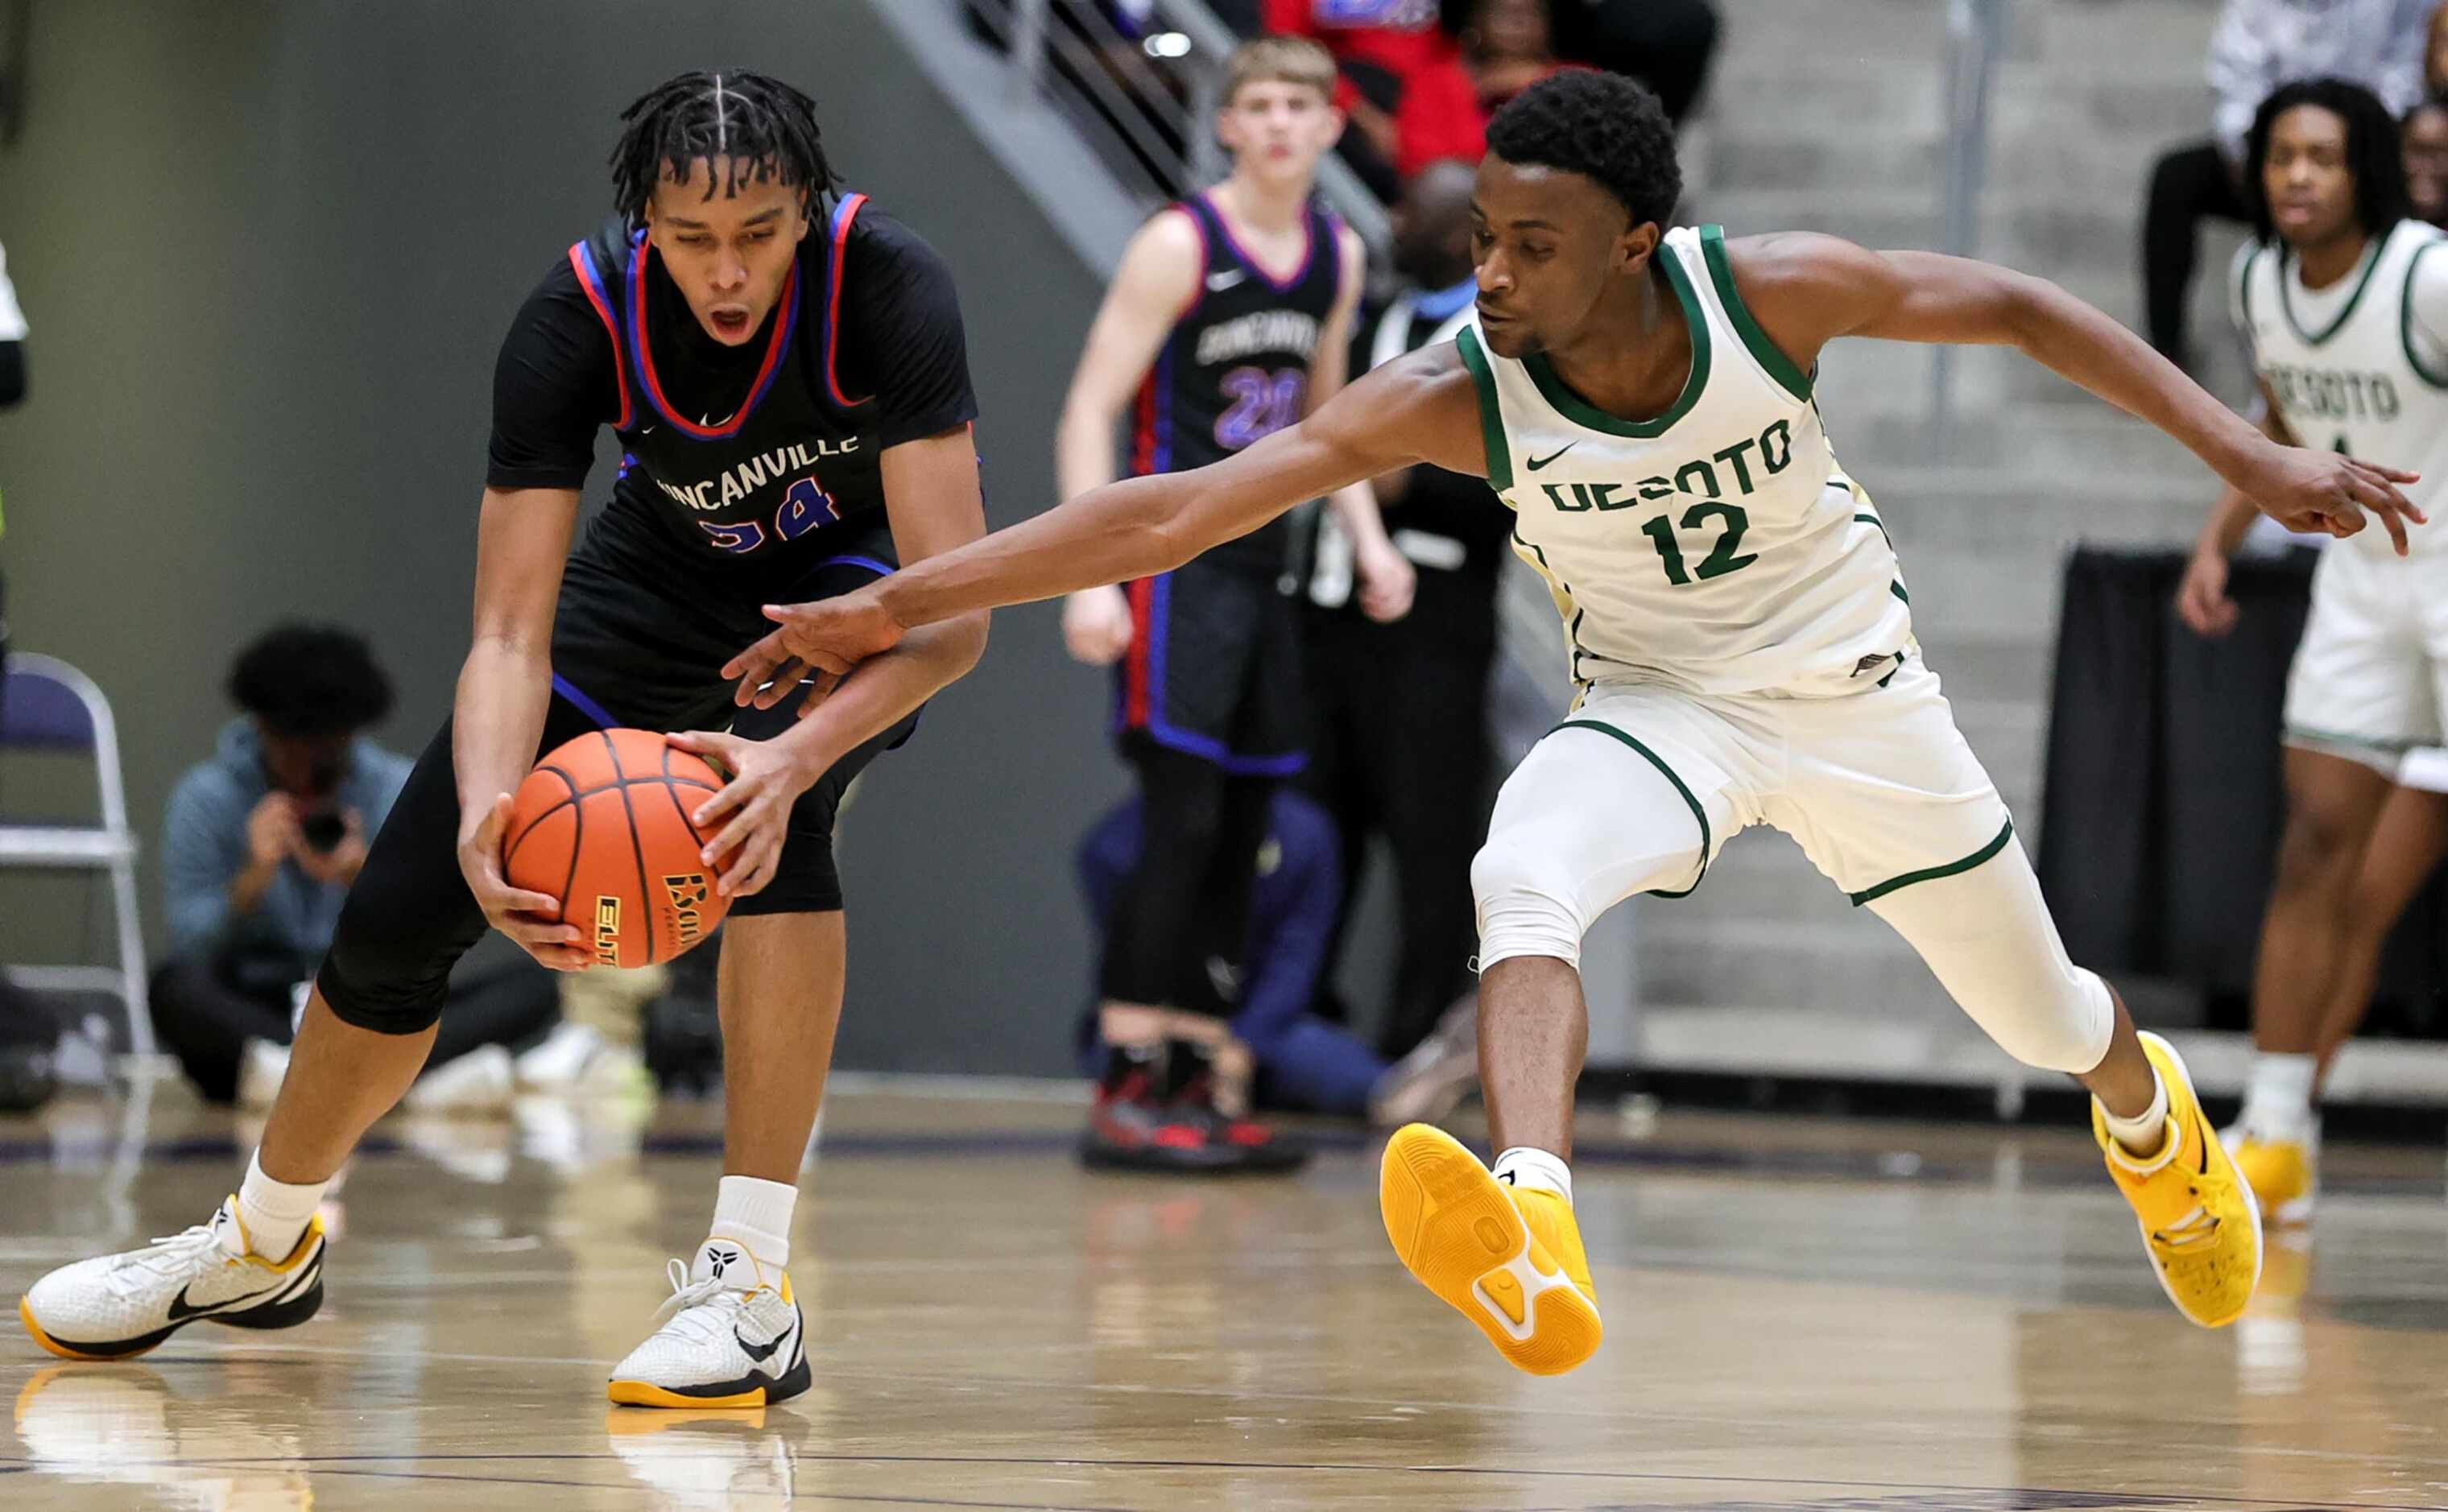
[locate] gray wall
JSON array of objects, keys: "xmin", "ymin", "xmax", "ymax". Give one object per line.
[{"xmin": 0, "ymin": 0, "xmax": 1121, "ymax": 1075}]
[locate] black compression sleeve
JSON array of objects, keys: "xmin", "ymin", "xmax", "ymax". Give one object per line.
[{"xmin": 0, "ymin": 342, "xmax": 22, "ymax": 407}]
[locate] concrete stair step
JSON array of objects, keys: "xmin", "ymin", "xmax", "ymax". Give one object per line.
[{"xmin": 1640, "ymin": 918, "xmax": 1957, "ymax": 1017}]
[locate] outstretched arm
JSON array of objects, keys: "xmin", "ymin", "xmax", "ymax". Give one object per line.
[
  {"xmin": 676, "ymin": 428, "xmax": 990, "ymax": 894},
  {"xmin": 725, "ymin": 345, "xmax": 1483, "ymax": 704},
  {"xmin": 1728, "ymin": 233, "xmax": 2423, "ymax": 550}
]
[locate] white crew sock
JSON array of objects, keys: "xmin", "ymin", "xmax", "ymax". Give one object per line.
[
  {"xmin": 1491, "ymin": 1146, "xmax": 1573, "ymax": 1204},
  {"xmin": 236, "ymin": 1151, "xmax": 327, "ymax": 1262},
  {"xmin": 2099, "ymin": 1066, "xmax": 2174, "ymax": 1169},
  {"xmin": 2241, "ymin": 1051, "xmax": 2318, "ymax": 1138},
  {"xmin": 708, "ymin": 1174, "xmax": 797, "ymax": 1276}
]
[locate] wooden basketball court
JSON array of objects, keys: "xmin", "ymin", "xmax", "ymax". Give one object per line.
[{"xmin": 4, "ymin": 1087, "xmax": 2444, "ymax": 1509}]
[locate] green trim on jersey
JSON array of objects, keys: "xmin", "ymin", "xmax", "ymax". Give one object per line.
[
  {"xmin": 1854, "ymin": 511, "xmax": 1892, "ymax": 547},
  {"xmin": 1848, "ymin": 818, "xmax": 2014, "ymax": 907},
  {"xmin": 2235, "ymin": 242, "xmax": 2267, "ymax": 336},
  {"xmin": 1512, "ymin": 527, "xmax": 1586, "ymax": 684},
  {"xmin": 1455, "ymin": 326, "xmax": 1515, "ymax": 492},
  {"xmin": 1523, "ymin": 248, "xmax": 1712, "ymax": 438},
  {"xmin": 1700, "ymin": 225, "xmax": 1812, "ymax": 403},
  {"xmin": 2277, "ymin": 233, "xmax": 2386, "ymax": 347},
  {"xmin": 1553, "ymin": 720, "xmax": 1710, "ymax": 898},
  {"xmin": 1889, "ymin": 580, "xmax": 1911, "ymax": 605},
  {"xmin": 2283, "ymin": 724, "xmax": 2422, "ymax": 754},
  {"xmin": 2401, "ymin": 241, "xmax": 2448, "ymax": 389}
]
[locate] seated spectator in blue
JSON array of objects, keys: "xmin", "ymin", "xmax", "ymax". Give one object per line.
[
  {"xmin": 153, "ymin": 625, "xmax": 557, "ymax": 1105},
  {"xmin": 1077, "ymin": 787, "xmax": 1383, "ymax": 1117}
]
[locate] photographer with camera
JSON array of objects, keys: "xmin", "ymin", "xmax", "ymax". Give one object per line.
[{"xmin": 155, "ymin": 625, "xmax": 557, "ymax": 1106}]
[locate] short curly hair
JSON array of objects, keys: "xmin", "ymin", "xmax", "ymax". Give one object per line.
[
  {"xmin": 226, "ymin": 624, "xmax": 395, "ymax": 739},
  {"xmin": 1485, "ymin": 70, "xmax": 1681, "ymax": 229}
]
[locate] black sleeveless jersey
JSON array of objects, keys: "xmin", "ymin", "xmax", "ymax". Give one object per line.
[
  {"xmin": 572, "ymin": 192, "xmax": 887, "ymax": 580},
  {"xmin": 1129, "ymin": 192, "xmax": 1344, "ymax": 573},
  {"xmin": 488, "ymin": 192, "xmax": 975, "ymax": 605}
]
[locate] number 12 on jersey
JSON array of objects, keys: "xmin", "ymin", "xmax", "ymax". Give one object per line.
[
  {"xmin": 1642, "ymin": 502, "xmax": 1757, "ymax": 585},
  {"xmin": 1536, "ymin": 479, "xmax": 1760, "ymax": 585}
]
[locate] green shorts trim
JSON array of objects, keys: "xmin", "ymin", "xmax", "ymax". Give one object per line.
[
  {"xmin": 1553, "ymin": 719, "xmax": 1710, "ymax": 898},
  {"xmin": 1847, "ymin": 818, "xmax": 2016, "ymax": 907}
]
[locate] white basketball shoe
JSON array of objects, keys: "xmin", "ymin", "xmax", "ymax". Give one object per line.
[
  {"xmin": 607, "ymin": 1237, "xmax": 808, "ymax": 1409},
  {"xmin": 19, "ymin": 1197, "xmax": 325, "ymax": 1360}
]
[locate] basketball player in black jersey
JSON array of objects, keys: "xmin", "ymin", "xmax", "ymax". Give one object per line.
[
  {"xmin": 1054, "ymin": 36, "xmax": 1413, "ymax": 1172},
  {"xmin": 21, "ymin": 72, "xmax": 986, "ymax": 1409}
]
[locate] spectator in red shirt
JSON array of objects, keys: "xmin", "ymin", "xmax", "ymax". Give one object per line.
[{"xmin": 1261, "ymin": 0, "xmax": 1487, "ymax": 193}]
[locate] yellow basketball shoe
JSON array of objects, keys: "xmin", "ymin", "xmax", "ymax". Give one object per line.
[
  {"xmin": 1379, "ymin": 1123, "xmax": 1601, "ymax": 1375},
  {"xmin": 2226, "ymin": 1126, "xmax": 2318, "ymax": 1225},
  {"xmin": 2094, "ymin": 1032, "xmax": 2263, "ymax": 1328}
]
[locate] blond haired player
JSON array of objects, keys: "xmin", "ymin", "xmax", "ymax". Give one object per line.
[{"xmin": 1055, "ymin": 38, "xmax": 1412, "ymax": 1170}]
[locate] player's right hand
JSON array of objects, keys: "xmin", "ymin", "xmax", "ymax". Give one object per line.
[
  {"xmin": 724, "ymin": 585, "xmax": 908, "ymax": 716},
  {"xmin": 457, "ymin": 793, "xmax": 592, "ymax": 972},
  {"xmin": 2246, "ymin": 444, "xmax": 2424, "ymax": 552},
  {"xmin": 2174, "ymin": 547, "xmax": 2239, "ymax": 638},
  {"xmin": 1061, "ymin": 585, "xmax": 1135, "ymax": 666}
]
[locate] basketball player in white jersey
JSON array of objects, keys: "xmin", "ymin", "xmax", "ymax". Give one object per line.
[
  {"xmin": 731, "ymin": 72, "xmax": 2422, "ymax": 1374},
  {"xmin": 2177, "ymin": 78, "xmax": 2448, "ymax": 1225}
]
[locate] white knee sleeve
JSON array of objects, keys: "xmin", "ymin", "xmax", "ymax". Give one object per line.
[
  {"xmin": 1472, "ymin": 722, "xmax": 1714, "ymax": 973},
  {"xmin": 1471, "ymin": 833, "xmax": 1593, "ymax": 971},
  {"xmin": 1866, "ymin": 837, "xmax": 2115, "ymax": 1075}
]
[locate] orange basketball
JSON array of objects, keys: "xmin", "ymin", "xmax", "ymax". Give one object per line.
[{"xmin": 502, "ymin": 728, "xmax": 730, "ymax": 969}]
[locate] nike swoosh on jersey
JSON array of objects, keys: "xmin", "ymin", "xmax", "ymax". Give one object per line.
[
  {"xmin": 1526, "ymin": 444, "xmax": 1578, "ymax": 471},
  {"xmin": 1206, "ymin": 269, "xmax": 1248, "ymax": 292}
]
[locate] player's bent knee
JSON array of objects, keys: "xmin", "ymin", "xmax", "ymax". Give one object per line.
[
  {"xmin": 314, "ymin": 901, "xmax": 458, "ymax": 1036},
  {"xmin": 1975, "ymin": 965, "xmax": 2115, "ymax": 1074},
  {"xmin": 315, "ymin": 952, "xmax": 448, "ymax": 1037},
  {"xmin": 2270, "ymin": 809, "xmax": 2368, "ymax": 894},
  {"xmin": 727, "ymin": 837, "xmax": 844, "ymax": 918},
  {"xmin": 1470, "ymin": 835, "xmax": 1590, "ymax": 971}
]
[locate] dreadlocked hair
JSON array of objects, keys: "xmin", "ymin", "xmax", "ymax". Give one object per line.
[
  {"xmin": 2242, "ymin": 77, "xmax": 2409, "ymax": 244},
  {"xmin": 610, "ymin": 70, "xmax": 839, "ymax": 229},
  {"xmin": 1486, "ymin": 71, "xmax": 1681, "ymax": 229}
]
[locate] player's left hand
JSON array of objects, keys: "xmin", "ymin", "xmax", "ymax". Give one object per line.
[
  {"xmin": 664, "ymin": 730, "xmax": 817, "ymax": 899},
  {"xmin": 1355, "ymin": 539, "xmax": 1417, "ymax": 623},
  {"xmin": 722, "ymin": 585, "xmax": 908, "ymax": 718},
  {"xmin": 2247, "ymin": 444, "xmax": 2425, "ymax": 552}
]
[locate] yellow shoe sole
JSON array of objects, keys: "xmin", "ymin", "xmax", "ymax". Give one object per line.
[
  {"xmin": 606, "ymin": 1379, "xmax": 773, "ymax": 1409},
  {"xmin": 1379, "ymin": 1124, "xmax": 1601, "ymax": 1376}
]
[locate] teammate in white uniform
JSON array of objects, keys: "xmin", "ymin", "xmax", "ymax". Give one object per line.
[
  {"xmin": 2177, "ymin": 79, "xmax": 2448, "ymax": 1223},
  {"xmin": 734, "ymin": 73, "xmax": 2422, "ymax": 1374}
]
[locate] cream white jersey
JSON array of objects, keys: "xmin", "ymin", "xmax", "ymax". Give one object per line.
[
  {"xmin": 2235, "ymin": 217, "xmax": 2448, "ymax": 561},
  {"xmin": 1458, "ymin": 225, "xmax": 1909, "ymax": 696}
]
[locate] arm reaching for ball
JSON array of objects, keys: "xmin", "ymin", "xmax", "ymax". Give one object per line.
[{"xmin": 722, "ymin": 345, "xmax": 1486, "ymax": 712}]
